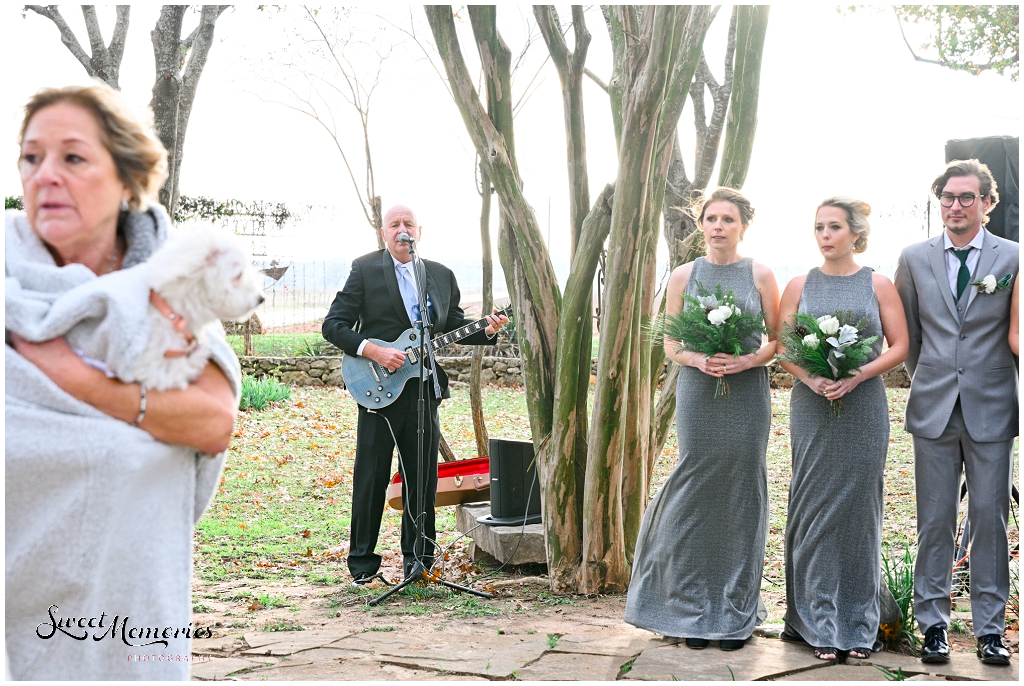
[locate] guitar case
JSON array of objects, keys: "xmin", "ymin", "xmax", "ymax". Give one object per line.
[{"xmin": 387, "ymin": 456, "xmax": 490, "ymax": 510}]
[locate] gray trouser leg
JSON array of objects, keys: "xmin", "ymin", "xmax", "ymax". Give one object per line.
[
  {"xmin": 962, "ymin": 434, "xmax": 1013, "ymax": 636},
  {"xmin": 912, "ymin": 402, "xmax": 1012, "ymax": 637}
]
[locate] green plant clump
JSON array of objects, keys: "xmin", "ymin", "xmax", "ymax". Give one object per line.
[
  {"xmin": 240, "ymin": 375, "xmax": 292, "ymax": 411},
  {"xmin": 878, "ymin": 543, "xmax": 920, "ymax": 652}
]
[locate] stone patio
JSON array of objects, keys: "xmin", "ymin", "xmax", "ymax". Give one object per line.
[{"xmin": 191, "ymin": 625, "xmax": 1018, "ymax": 681}]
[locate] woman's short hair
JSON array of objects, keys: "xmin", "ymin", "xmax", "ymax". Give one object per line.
[
  {"xmin": 931, "ymin": 159, "xmax": 1000, "ymax": 224},
  {"xmin": 696, "ymin": 187, "xmax": 756, "ymax": 228},
  {"xmin": 20, "ymin": 82, "xmax": 168, "ymax": 211},
  {"xmin": 818, "ymin": 196, "xmax": 871, "ymax": 254}
]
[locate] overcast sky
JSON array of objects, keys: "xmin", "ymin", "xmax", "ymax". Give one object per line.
[{"xmin": 3, "ymin": 5, "xmax": 1019, "ymax": 288}]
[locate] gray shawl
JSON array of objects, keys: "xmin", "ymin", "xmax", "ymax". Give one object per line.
[{"xmin": 4, "ymin": 206, "xmax": 240, "ymax": 680}]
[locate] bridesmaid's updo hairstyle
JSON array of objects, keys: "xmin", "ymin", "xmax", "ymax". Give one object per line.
[
  {"xmin": 695, "ymin": 187, "xmax": 756, "ymax": 228},
  {"xmin": 817, "ymin": 196, "xmax": 871, "ymax": 254}
]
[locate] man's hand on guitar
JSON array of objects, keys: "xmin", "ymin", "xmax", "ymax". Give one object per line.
[
  {"xmin": 363, "ymin": 341, "xmax": 407, "ymax": 372},
  {"xmin": 483, "ymin": 311, "xmax": 510, "ymax": 336}
]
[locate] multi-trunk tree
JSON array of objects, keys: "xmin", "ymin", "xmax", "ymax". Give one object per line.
[
  {"xmin": 427, "ymin": 4, "xmax": 769, "ymax": 593},
  {"xmin": 25, "ymin": 5, "xmax": 230, "ymax": 216}
]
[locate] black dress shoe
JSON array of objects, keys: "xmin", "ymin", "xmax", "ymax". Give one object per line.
[
  {"xmin": 352, "ymin": 571, "xmax": 387, "ymax": 587},
  {"xmin": 976, "ymin": 634, "xmax": 1010, "ymax": 665},
  {"xmin": 684, "ymin": 638, "xmax": 709, "ymax": 649},
  {"xmin": 920, "ymin": 626, "xmax": 950, "ymax": 664},
  {"xmin": 719, "ymin": 639, "xmax": 746, "ymax": 651}
]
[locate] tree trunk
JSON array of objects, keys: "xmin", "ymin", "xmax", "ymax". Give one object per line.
[
  {"xmin": 470, "ymin": 158, "xmax": 493, "ymax": 459},
  {"xmin": 151, "ymin": 5, "xmax": 229, "ymax": 216},
  {"xmin": 718, "ymin": 6, "xmax": 770, "ymax": 189},
  {"xmin": 429, "ymin": 4, "xmax": 766, "ymax": 595},
  {"xmin": 427, "ymin": 5, "xmax": 576, "ymax": 588},
  {"xmin": 581, "ymin": 5, "xmax": 712, "ymax": 594},
  {"xmin": 534, "ymin": 3, "xmax": 594, "ymax": 551}
]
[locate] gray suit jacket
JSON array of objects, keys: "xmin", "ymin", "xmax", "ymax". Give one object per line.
[{"xmin": 894, "ymin": 229, "xmax": 1018, "ymax": 441}]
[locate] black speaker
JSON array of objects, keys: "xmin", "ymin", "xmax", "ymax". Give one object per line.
[{"xmin": 480, "ymin": 438, "xmax": 542, "ymax": 526}]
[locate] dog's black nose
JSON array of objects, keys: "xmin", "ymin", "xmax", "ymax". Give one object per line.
[{"xmin": 257, "ymin": 295, "xmax": 265, "ymax": 305}]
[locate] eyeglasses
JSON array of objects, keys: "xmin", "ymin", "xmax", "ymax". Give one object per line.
[{"xmin": 938, "ymin": 193, "xmax": 979, "ymax": 208}]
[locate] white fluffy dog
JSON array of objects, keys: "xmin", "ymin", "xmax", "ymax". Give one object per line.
[{"xmin": 132, "ymin": 228, "xmax": 264, "ymax": 391}]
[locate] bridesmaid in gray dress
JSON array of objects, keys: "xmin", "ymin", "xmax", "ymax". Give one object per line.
[
  {"xmin": 777, "ymin": 197, "xmax": 909, "ymax": 660},
  {"xmin": 625, "ymin": 189, "xmax": 780, "ymax": 651}
]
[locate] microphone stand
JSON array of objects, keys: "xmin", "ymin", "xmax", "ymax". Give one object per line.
[{"xmin": 370, "ymin": 238, "xmax": 492, "ymax": 605}]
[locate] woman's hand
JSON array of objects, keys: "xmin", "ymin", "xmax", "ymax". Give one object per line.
[
  {"xmin": 688, "ymin": 352, "xmax": 724, "ymax": 377},
  {"xmin": 823, "ymin": 372, "xmax": 862, "ymax": 400},
  {"xmin": 708, "ymin": 352, "xmax": 755, "ymax": 375},
  {"xmin": 802, "ymin": 375, "xmax": 832, "ymax": 397}
]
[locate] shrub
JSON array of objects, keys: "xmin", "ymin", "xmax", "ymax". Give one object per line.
[
  {"xmin": 240, "ymin": 375, "xmax": 292, "ymax": 411},
  {"xmin": 879, "ymin": 543, "xmax": 920, "ymax": 653}
]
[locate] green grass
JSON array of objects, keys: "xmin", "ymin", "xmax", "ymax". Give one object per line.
[
  {"xmin": 256, "ymin": 593, "xmax": 288, "ymax": 609},
  {"xmin": 196, "ymin": 385, "xmax": 1016, "ymax": 609},
  {"xmin": 227, "ymin": 333, "xmax": 324, "ymax": 358},
  {"xmin": 263, "ymin": 620, "xmax": 304, "ymax": 632}
]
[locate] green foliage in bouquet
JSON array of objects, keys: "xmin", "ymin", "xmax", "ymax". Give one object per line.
[
  {"xmin": 655, "ymin": 281, "xmax": 767, "ymax": 397},
  {"xmin": 779, "ymin": 310, "xmax": 879, "ymax": 416}
]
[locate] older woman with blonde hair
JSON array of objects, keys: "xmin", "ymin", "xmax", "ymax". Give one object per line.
[
  {"xmin": 5, "ymin": 83, "xmax": 240, "ymax": 679},
  {"xmin": 776, "ymin": 196, "xmax": 909, "ymax": 661}
]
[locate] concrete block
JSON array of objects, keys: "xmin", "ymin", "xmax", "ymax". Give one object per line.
[{"xmin": 456, "ymin": 504, "xmax": 546, "ymax": 566}]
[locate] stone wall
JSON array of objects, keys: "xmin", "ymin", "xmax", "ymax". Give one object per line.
[
  {"xmin": 238, "ymin": 356, "xmax": 522, "ymax": 388},
  {"xmin": 239, "ymin": 356, "xmax": 911, "ymax": 390}
]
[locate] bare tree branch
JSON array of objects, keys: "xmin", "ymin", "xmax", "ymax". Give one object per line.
[
  {"xmin": 25, "ymin": 5, "xmax": 102, "ymax": 82},
  {"xmin": 584, "ymin": 67, "xmax": 607, "ymax": 92},
  {"xmin": 893, "ymin": 7, "xmax": 944, "ymax": 67},
  {"xmin": 81, "ymin": 6, "xmax": 108, "ymax": 62},
  {"xmin": 109, "ymin": 6, "xmax": 130, "ymax": 66}
]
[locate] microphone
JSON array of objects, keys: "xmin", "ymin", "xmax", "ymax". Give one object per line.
[{"xmin": 397, "ymin": 233, "xmax": 415, "ymax": 245}]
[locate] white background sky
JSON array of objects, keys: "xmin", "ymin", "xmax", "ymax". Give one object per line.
[{"xmin": 2, "ymin": 5, "xmax": 1019, "ymax": 290}]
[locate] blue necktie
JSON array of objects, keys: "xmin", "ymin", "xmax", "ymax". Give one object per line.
[{"xmin": 396, "ymin": 263, "xmax": 420, "ymax": 326}]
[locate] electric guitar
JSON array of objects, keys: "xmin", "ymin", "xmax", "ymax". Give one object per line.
[{"xmin": 343, "ymin": 306, "xmax": 512, "ymax": 409}]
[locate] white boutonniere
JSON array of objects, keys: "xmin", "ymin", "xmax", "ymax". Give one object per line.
[{"xmin": 969, "ymin": 273, "xmax": 1013, "ymax": 294}]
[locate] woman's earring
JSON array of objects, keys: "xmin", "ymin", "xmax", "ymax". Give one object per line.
[{"xmin": 121, "ymin": 197, "xmax": 130, "ymax": 212}]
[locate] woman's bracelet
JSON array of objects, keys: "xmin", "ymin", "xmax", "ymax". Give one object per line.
[{"xmin": 131, "ymin": 385, "xmax": 147, "ymax": 427}]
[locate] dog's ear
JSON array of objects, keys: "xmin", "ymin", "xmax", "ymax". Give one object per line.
[{"xmin": 205, "ymin": 248, "xmax": 228, "ymax": 268}]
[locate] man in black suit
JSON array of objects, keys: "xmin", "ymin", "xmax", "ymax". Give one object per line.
[{"xmin": 323, "ymin": 205, "xmax": 508, "ymax": 584}]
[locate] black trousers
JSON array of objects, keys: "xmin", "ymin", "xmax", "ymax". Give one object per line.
[{"xmin": 347, "ymin": 381, "xmax": 440, "ymax": 577}]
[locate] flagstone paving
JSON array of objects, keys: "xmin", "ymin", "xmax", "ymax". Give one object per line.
[{"xmin": 192, "ymin": 627, "xmax": 1017, "ymax": 681}]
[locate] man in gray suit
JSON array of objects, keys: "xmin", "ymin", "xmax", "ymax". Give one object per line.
[{"xmin": 895, "ymin": 159, "xmax": 1018, "ymax": 666}]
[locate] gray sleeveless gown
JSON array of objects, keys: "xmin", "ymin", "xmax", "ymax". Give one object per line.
[
  {"xmin": 625, "ymin": 257, "xmax": 770, "ymax": 640},
  {"xmin": 784, "ymin": 267, "xmax": 894, "ymax": 650}
]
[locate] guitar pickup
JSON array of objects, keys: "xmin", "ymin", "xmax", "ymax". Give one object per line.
[
  {"xmin": 406, "ymin": 348, "xmax": 419, "ymax": 364},
  {"xmin": 369, "ymin": 363, "xmax": 381, "ymax": 382}
]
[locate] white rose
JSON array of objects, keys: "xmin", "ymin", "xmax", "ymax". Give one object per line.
[
  {"xmin": 817, "ymin": 315, "xmax": 840, "ymax": 335},
  {"xmin": 707, "ymin": 305, "xmax": 732, "ymax": 326},
  {"xmin": 732, "ymin": 305, "xmax": 742, "ymax": 316},
  {"xmin": 802, "ymin": 333, "xmax": 820, "ymax": 347},
  {"xmin": 981, "ymin": 274, "xmax": 997, "ymax": 293}
]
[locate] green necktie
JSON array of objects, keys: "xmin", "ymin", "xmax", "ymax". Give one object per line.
[{"xmin": 953, "ymin": 249, "xmax": 971, "ymax": 299}]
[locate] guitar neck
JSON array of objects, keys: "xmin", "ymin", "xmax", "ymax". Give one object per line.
[{"xmin": 431, "ymin": 307, "xmax": 511, "ymax": 352}]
